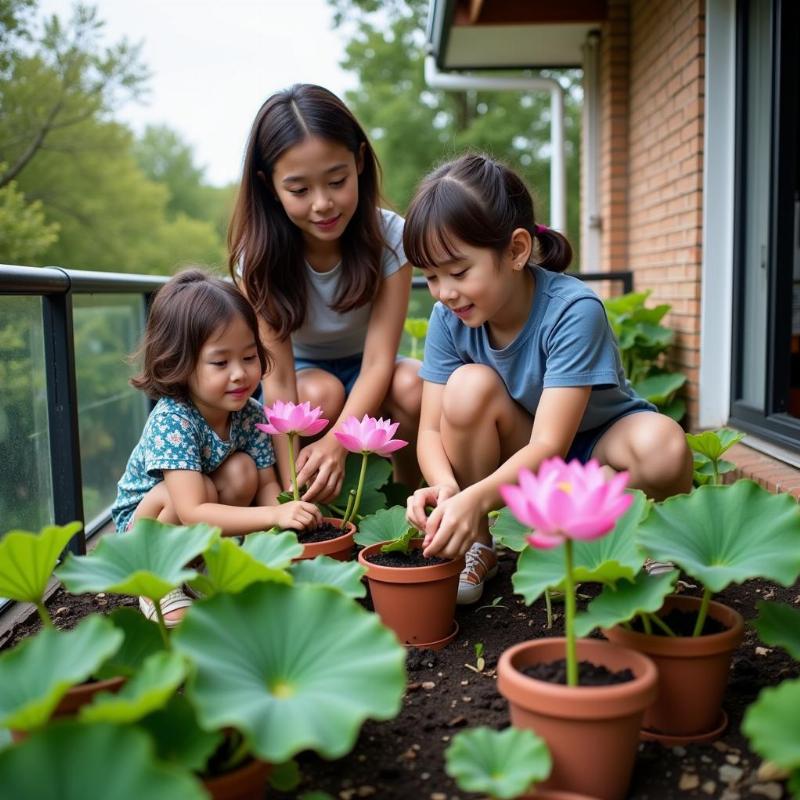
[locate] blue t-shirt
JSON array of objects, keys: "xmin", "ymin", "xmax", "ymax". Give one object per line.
[
  {"xmin": 111, "ymin": 397, "xmax": 275, "ymax": 533},
  {"xmin": 418, "ymin": 266, "xmax": 654, "ymax": 432}
]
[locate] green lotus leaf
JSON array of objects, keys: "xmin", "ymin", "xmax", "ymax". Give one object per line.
[
  {"xmin": 242, "ymin": 530, "xmax": 303, "ymax": 567},
  {"xmin": 0, "ymin": 522, "xmax": 82, "ymax": 604},
  {"xmin": 491, "ymin": 508, "xmax": 530, "ymax": 552},
  {"xmin": 289, "ymin": 556, "xmax": 366, "ymax": 599},
  {"xmin": 444, "ymin": 726, "xmax": 551, "ymax": 799},
  {"xmin": 0, "ymin": 721, "xmax": 206, "ymax": 799},
  {"xmin": 660, "ymin": 396, "xmax": 686, "ymax": 422},
  {"xmin": 354, "ymin": 505, "xmax": 410, "ymax": 546},
  {"xmin": 79, "ymin": 651, "xmax": 185, "ymax": 724},
  {"xmin": 633, "ymin": 372, "xmax": 687, "ymax": 404},
  {"xmin": 189, "ymin": 538, "xmax": 292, "ymax": 597},
  {"xmin": 334, "ymin": 454, "xmax": 392, "ymax": 517},
  {"xmin": 138, "ymin": 694, "xmax": 222, "ymax": 772},
  {"xmin": 686, "ymin": 428, "xmax": 745, "ymax": 461},
  {"xmin": 789, "ymin": 771, "xmax": 800, "ymax": 798},
  {"xmin": 753, "ymin": 602, "xmax": 800, "ymax": 660},
  {"xmin": 300, "ymin": 794, "xmax": 336, "ymax": 800},
  {"xmin": 513, "ymin": 490, "xmax": 648, "ymax": 604},
  {"xmin": 574, "ymin": 570, "xmax": 678, "ymax": 637},
  {"xmin": 56, "ymin": 519, "xmax": 219, "ymax": 601},
  {"xmin": 743, "ymin": 678, "xmax": 800, "ymax": 771},
  {"xmin": 173, "ymin": 582, "xmax": 406, "ymax": 762},
  {"xmin": 95, "ymin": 607, "xmax": 166, "ymax": 679},
  {"xmin": 270, "ymin": 759, "xmax": 301, "ymax": 791},
  {"xmin": 636, "ymin": 481, "xmax": 800, "ymax": 593},
  {"xmin": 693, "ymin": 458, "xmax": 737, "ymax": 478},
  {"xmin": 0, "ymin": 616, "xmax": 123, "ymax": 730}
]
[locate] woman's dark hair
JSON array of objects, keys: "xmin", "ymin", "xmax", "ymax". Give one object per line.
[
  {"xmin": 130, "ymin": 268, "xmax": 272, "ymax": 400},
  {"xmin": 403, "ymin": 152, "xmax": 572, "ymax": 273},
  {"xmin": 228, "ymin": 83, "xmax": 386, "ymax": 340}
]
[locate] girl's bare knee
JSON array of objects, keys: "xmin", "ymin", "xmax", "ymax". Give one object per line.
[
  {"xmin": 386, "ymin": 359, "xmax": 422, "ymax": 420},
  {"xmin": 442, "ymin": 364, "xmax": 504, "ymax": 428},
  {"xmin": 297, "ymin": 370, "xmax": 346, "ymax": 422},
  {"xmin": 213, "ymin": 453, "xmax": 257, "ymax": 506}
]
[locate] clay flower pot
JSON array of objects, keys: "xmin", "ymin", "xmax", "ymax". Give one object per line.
[
  {"xmin": 297, "ymin": 517, "xmax": 356, "ymax": 561},
  {"xmin": 523, "ymin": 792, "xmax": 601, "ymax": 800},
  {"xmin": 497, "ymin": 638, "xmax": 658, "ymax": 800},
  {"xmin": 203, "ymin": 757, "xmax": 271, "ymax": 800},
  {"xmin": 11, "ymin": 675, "xmax": 126, "ymax": 742},
  {"xmin": 358, "ymin": 539, "xmax": 464, "ymax": 649},
  {"xmin": 603, "ymin": 593, "xmax": 745, "ymax": 744}
]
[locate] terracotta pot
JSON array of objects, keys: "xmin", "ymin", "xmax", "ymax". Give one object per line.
[
  {"xmin": 358, "ymin": 539, "xmax": 464, "ymax": 649},
  {"xmin": 297, "ymin": 517, "xmax": 356, "ymax": 561},
  {"xmin": 11, "ymin": 675, "xmax": 126, "ymax": 742},
  {"xmin": 497, "ymin": 638, "xmax": 658, "ymax": 800},
  {"xmin": 203, "ymin": 758, "xmax": 271, "ymax": 800},
  {"xmin": 603, "ymin": 594, "xmax": 745, "ymax": 742}
]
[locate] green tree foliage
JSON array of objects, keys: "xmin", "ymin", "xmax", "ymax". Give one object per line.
[
  {"xmin": 0, "ymin": 1, "xmax": 225, "ymax": 273},
  {"xmin": 0, "ymin": 171, "xmax": 59, "ymax": 263},
  {"xmin": 327, "ymin": 0, "xmax": 582, "ymax": 265}
]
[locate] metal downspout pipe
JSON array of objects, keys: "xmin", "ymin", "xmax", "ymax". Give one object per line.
[{"xmin": 423, "ymin": 55, "xmax": 566, "ymax": 234}]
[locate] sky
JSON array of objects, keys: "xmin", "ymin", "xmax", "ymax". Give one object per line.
[{"xmin": 38, "ymin": 0, "xmax": 356, "ymax": 186}]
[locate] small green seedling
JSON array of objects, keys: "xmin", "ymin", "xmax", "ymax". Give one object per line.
[
  {"xmin": 404, "ymin": 317, "xmax": 428, "ymax": 360},
  {"xmin": 464, "ymin": 642, "xmax": 486, "ymax": 674},
  {"xmin": 686, "ymin": 427, "xmax": 745, "ymax": 486},
  {"xmin": 380, "ymin": 526, "xmax": 418, "ymax": 555},
  {"xmin": 476, "ymin": 595, "xmax": 507, "ymax": 612}
]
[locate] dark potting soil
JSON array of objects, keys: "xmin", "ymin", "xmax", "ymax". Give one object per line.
[
  {"xmin": 2, "ymin": 553, "xmax": 798, "ymax": 799},
  {"xmin": 295, "ymin": 521, "xmax": 346, "ymax": 544},
  {"xmin": 522, "ymin": 658, "xmax": 635, "ymax": 686},
  {"xmin": 366, "ymin": 549, "xmax": 449, "ymax": 568},
  {"xmin": 631, "ymin": 607, "xmax": 728, "ymax": 637}
]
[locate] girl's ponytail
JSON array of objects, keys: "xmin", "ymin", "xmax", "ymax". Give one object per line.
[
  {"xmin": 534, "ymin": 225, "xmax": 573, "ymax": 273},
  {"xmin": 404, "ymin": 152, "xmax": 573, "ymax": 274}
]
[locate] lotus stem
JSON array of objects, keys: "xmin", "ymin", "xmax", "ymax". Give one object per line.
[
  {"xmin": 344, "ymin": 452, "xmax": 369, "ymax": 525},
  {"xmin": 218, "ymin": 732, "xmax": 251, "ymax": 773},
  {"xmin": 640, "ymin": 613, "xmax": 652, "ymax": 635},
  {"xmin": 153, "ymin": 602, "xmax": 172, "ymax": 650},
  {"xmin": 712, "ymin": 461, "xmax": 720, "ymax": 486},
  {"xmin": 342, "ymin": 489, "xmax": 356, "ymax": 526},
  {"xmin": 648, "ymin": 612, "xmax": 677, "ymax": 637},
  {"xmin": 35, "ymin": 602, "xmax": 54, "ymax": 628},
  {"xmin": 287, "ymin": 433, "xmax": 300, "ymax": 501},
  {"xmin": 544, "ymin": 589, "xmax": 553, "ymax": 629},
  {"xmin": 693, "ymin": 587, "xmax": 713, "ymax": 637},
  {"xmin": 563, "ymin": 540, "xmax": 578, "ymax": 687},
  {"xmin": 411, "ymin": 338, "xmax": 418, "ymax": 360}
]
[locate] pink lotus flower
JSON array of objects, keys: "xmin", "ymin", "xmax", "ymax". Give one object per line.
[
  {"xmin": 334, "ymin": 415, "xmax": 408, "ymax": 456},
  {"xmin": 256, "ymin": 400, "xmax": 328, "ymax": 438},
  {"xmin": 500, "ymin": 458, "xmax": 632, "ymax": 549}
]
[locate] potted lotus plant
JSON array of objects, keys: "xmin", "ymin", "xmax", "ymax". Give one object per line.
[
  {"xmin": 496, "ymin": 458, "xmax": 658, "ymax": 800},
  {"xmin": 0, "ymin": 518, "xmax": 407, "ymax": 800},
  {"xmin": 257, "ymin": 399, "xmax": 355, "ymax": 559},
  {"xmin": 445, "ymin": 726, "xmax": 600, "ymax": 800},
  {"xmin": 602, "ymin": 477, "xmax": 800, "ymax": 744},
  {"xmin": 355, "ymin": 506, "xmax": 464, "ymax": 649}
]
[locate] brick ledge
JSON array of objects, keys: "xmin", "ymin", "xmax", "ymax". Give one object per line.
[{"xmin": 726, "ymin": 443, "xmax": 800, "ymax": 498}]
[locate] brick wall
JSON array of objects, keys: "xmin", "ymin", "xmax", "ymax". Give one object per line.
[{"xmin": 599, "ymin": 0, "xmax": 705, "ymax": 427}]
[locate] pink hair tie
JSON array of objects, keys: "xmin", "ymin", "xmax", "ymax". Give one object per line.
[{"xmin": 535, "ymin": 224, "xmax": 549, "ymax": 235}]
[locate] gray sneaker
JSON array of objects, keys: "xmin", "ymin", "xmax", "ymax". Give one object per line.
[{"xmin": 457, "ymin": 543, "xmax": 498, "ymax": 605}]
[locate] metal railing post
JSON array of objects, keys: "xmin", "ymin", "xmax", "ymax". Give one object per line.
[{"xmin": 41, "ymin": 284, "xmax": 86, "ymax": 554}]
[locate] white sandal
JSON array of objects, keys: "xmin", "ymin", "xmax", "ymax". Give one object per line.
[{"xmin": 139, "ymin": 588, "xmax": 192, "ymax": 628}]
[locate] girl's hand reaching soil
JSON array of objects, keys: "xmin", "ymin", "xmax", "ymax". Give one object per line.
[
  {"xmin": 406, "ymin": 483, "xmax": 459, "ymax": 536},
  {"xmin": 272, "ymin": 501, "xmax": 322, "ymax": 531}
]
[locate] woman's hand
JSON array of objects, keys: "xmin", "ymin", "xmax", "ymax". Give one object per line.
[
  {"xmin": 294, "ymin": 435, "xmax": 347, "ymax": 503},
  {"xmin": 420, "ymin": 487, "xmax": 485, "ymax": 560},
  {"xmin": 271, "ymin": 500, "xmax": 322, "ymax": 531},
  {"xmin": 406, "ymin": 483, "xmax": 458, "ymax": 538}
]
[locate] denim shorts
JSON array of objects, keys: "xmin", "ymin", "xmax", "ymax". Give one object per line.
[
  {"xmin": 295, "ymin": 352, "xmax": 364, "ymax": 395},
  {"xmin": 565, "ymin": 407, "xmax": 655, "ymax": 464}
]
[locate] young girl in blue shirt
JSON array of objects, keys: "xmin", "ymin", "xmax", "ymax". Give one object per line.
[
  {"xmin": 112, "ymin": 269, "xmax": 321, "ymax": 624},
  {"xmin": 229, "ymin": 84, "xmax": 422, "ymax": 503},
  {"xmin": 403, "ymin": 153, "xmax": 693, "ymax": 604}
]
